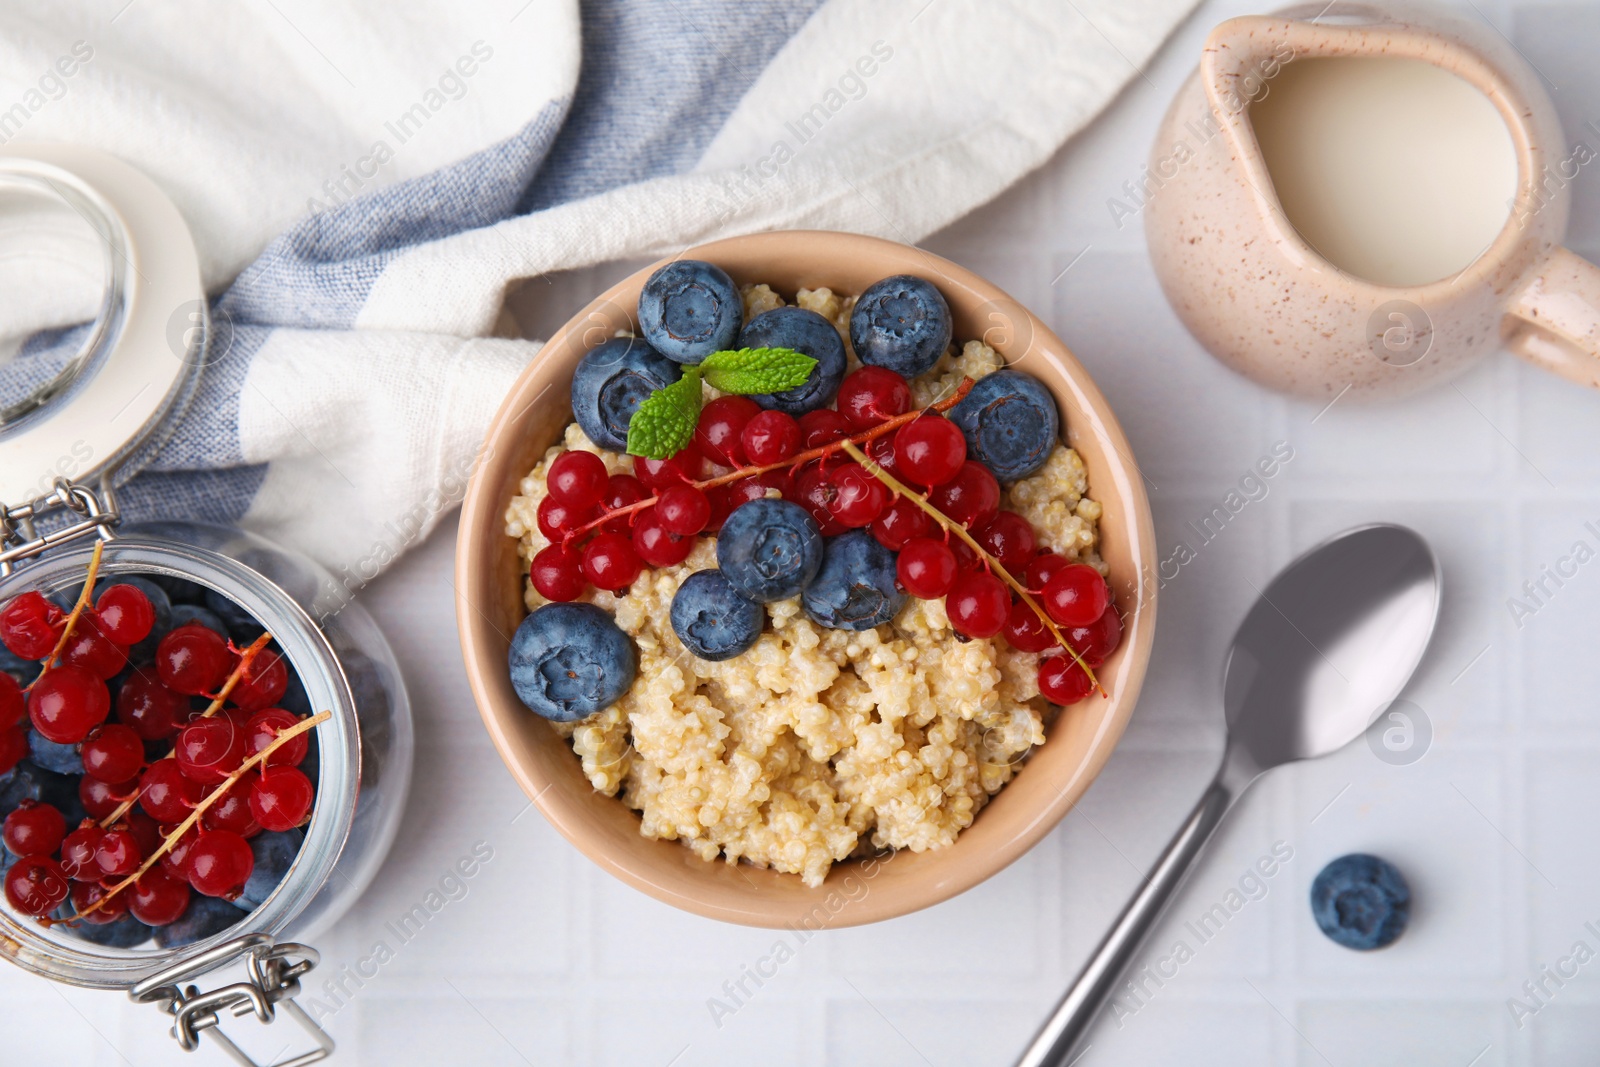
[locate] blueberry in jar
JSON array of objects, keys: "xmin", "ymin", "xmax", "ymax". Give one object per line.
[
  {"xmin": 739, "ymin": 307, "xmax": 848, "ymax": 415},
  {"xmin": 849, "ymin": 274, "xmax": 953, "ymax": 378},
  {"xmin": 155, "ymin": 894, "xmax": 250, "ymax": 949},
  {"xmin": 27, "ymin": 729, "xmax": 82, "ymax": 776},
  {"xmin": 947, "ymin": 369, "xmax": 1059, "ymax": 482},
  {"xmin": 509, "ymin": 603, "xmax": 637, "ymax": 722},
  {"xmin": 571, "ymin": 337, "xmax": 683, "ymax": 451},
  {"xmin": 638, "ymin": 259, "xmax": 743, "ymax": 362},
  {"xmin": 1310, "ymin": 853, "xmax": 1410, "ymax": 950},
  {"xmin": 75, "ymin": 912, "xmax": 154, "ymax": 948},
  {"xmin": 239, "ymin": 827, "xmax": 303, "ymax": 909},
  {"xmin": 802, "ymin": 529, "xmax": 907, "ymax": 631},
  {"xmin": 716, "ymin": 499, "xmax": 824, "ymax": 603},
  {"xmin": 671, "ymin": 570, "xmax": 765, "ymax": 662}
]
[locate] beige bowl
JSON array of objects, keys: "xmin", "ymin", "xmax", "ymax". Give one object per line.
[{"xmin": 456, "ymin": 231, "xmax": 1157, "ymax": 927}]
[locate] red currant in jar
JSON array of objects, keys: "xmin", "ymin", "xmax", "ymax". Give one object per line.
[
  {"xmin": 797, "ymin": 408, "xmax": 850, "ymax": 448},
  {"xmin": 93, "ymin": 584, "xmax": 156, "ymax": 646},
  {"xmin": 1042, "ymin": 563, "xmax": 1110, "ymax": 628},
  {"xmin": 250, "ymin": 766, "xmax": 315, "ymax": 832},
  {"xmin": 0, "ymin": 672, "xmax": 23, "ymax": 731},
  {"xmin": 894, "ymin": 416, "xmax": 967, "ymax": 487},
  {"xmin": 231, "ymin": 648, "xmax": 288, "ymax": 711},
  {"xmin": 580, "ymin": 532, "xmax": 643, "ymax": 591},
  {"xmin": 536, "ymin": 495, "xmax": 594, "ymax": 543},
  {"xmin": 928, "ymin": 461, "xmax": 1000, "ymax": 528},
  {"xmin": 974, "ymin": 511, "xmax": 1037, "ymax": 571},
  {"xmin": 204, "ymin": 770, "xmax": 263, "ymax": 837},
  {"xmin": 59, "ymin": 825, "xmax": 106, "ymax": 880},
  {"xmin": 62, "ymin": 622, "xmax": 129, "ymax": 680},
  {"xmin": 1001, "ymin": 600, "xmax": 1057, "ymax": 653},
  {"xmin": 95, "ymin": 828, "xmax": 143, "ymax": 877},
  {"xmin": 656, "ymin": 485, "xmax": 711, "ymax": 536},
  {"xmin": 546, "ymin": 450, "xmax": 609, "ymax": 510},
  {"xmin": 159, "ymin": 823, "xmax": 202, "ymax": 880},
  {"xmin": 740, "ymin": 409, "xmax": 801, "ymax": 465},
  {"xmin": 0, "ymin": 591, "xmax": 64, "ymax": 660},
  {"xmin": 896, "ymin": 538, "xmax": 959, "ymax": 599},
  {"xmin": 157, "ymin": 623, "xmax": 236, "ymax": 697},
  {"xmin": 1038, "ymin": 653, "xmax": 1095, "ymax": 705},
  {"xmin": 0, "ymin": 726, "xmax": 25, "ymax": 776},
  {"xmin": 187, "ymin": 830, "xmax": 255, "ymax": 898},
  {"xmin": 827, "ymin": 465, "xmax": 890, "ymax": 527},
  {"xmin": 4, "ymin": 856, "xmax": 69, "ymax": 917},
  {"xmin": 836, "ymin": 367, "xmax": 912, "ymax": 430},
  {"xmin": 631, "ymin": 510, "xmax": 695, "ymax": 568},
  {"xmin": 245, "ymin": 708, "xmax": 308, "ymax": 768},
  {"xmin": 140, "ymin": 758, "xmax": 203, "ymax": 823},
  {"xmin": 2, "ymin": 800, "xmax": 65, "ymax": 857},
  {"xmin": 871, "ymin": 497, "xmax": 933, "ymax": 550},
  {"xmin": 1065, "ymin": 602, "xmax": 1122, "ymax": 667},
  {"xmin": 694, "ymin": 396, "xmax": 761, "ymax": 467},
  {"xmin": 175, "ymin": 717, "xmax": 247, "ymax": 785},
  {"xmin": 945, "ymin": 571, "xmax": 1011, "ymax": 639},
  {"xmin": 28, "ymin": 664, "xmax": 110, "ymax": 744},
  {"xmin": 123, "ymin": 809, "xmax": 162, "ymax": 857},
  {"xmin": 116, "ymin": 666, "xmax": 190, "ymax": 740},
  {"xmin": 80, "ymin": 774, "xmax": 138, "ymax": 820},
  {"xmin": 130, "ymin": 868, "xmax": 191, "ymax": 926},
  {"xmin": 530, "ymin": 544, "xmax": 587, "ymax": 602},
  {"xmin": 71, "ymin": 880, "xmax": 130, "ymax": 925},
  {"xmin": 599, "ymin": 474, "xmax": 647, "ymax": 533},
  {"xmin": 633, "ymin": 448, "xmax": 706, "ymax": 491},
  {"xmin": 81, "ymin": 723, "xmax": 145, "ymax": 783},
  {"xmin": 1022, "ymin": 550, "xmax": 1069, "ymax": 593}
]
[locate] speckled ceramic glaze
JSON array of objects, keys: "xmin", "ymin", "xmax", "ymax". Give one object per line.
[{"xmin": 1146, "ymin": 1, "xmax": 1600, "ymax": 401}]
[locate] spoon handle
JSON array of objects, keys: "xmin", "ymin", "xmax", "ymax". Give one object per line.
[{"xmin": 1016, "ymin": 770, "xmax": 1238, "ymax": 1066}]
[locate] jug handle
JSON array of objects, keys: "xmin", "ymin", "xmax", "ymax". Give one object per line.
[{"xmin": 1503, "ymin": 247, "xmax": 1600, "ymax": 387}]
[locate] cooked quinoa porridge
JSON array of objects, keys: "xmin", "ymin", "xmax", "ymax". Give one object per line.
[{"xmin": 504, "ymin": 278, "xmax": 1110, "ymax": 887}]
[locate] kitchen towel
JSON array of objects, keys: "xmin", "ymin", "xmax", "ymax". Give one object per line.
[{"xmin": 0, "ymin": 0, "xmax": 1195, "ymax": 599}]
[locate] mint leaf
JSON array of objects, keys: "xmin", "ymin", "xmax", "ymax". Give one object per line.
[
  {"xmin": 699, "ymin": 347, "xmax": 817, "ymax": 395},
  {"xmin": 625, "ymin": 369, "xmax": 702, "ymax": 459}
]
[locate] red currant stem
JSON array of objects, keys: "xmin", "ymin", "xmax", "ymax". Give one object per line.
[
  {"xmin": 563, "ymin": 377, "xmax": 978, "ymax": 546},
  {"xmin": 67, "ymin": 709, "xmax": 330, "ymax": 924},
  {"xmin": 839, "ymin": 440, "xmax": 1106, "ymax": 698},
  {"xmin": 27, "ymin": 539, "xmax": 106, "ymax": 689},
  {"xmin": 96, "ymin": 631, "xmax": 276, "ymax": 830}
]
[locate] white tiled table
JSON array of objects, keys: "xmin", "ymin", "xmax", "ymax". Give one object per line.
[{"xmin": 10, "ymin": 1, "xmax": 1600, "ymax": 1063}]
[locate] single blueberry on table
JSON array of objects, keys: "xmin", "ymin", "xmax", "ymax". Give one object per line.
[
  {"xmin": 671, "ymin": 570, "xmax": 765, "ymax": 662},
  {"xmin": 739, "ymin": 307, "xmax": 848, "ymax": 415},
  {"xmin": 717, "ymin": 499, "xmax": 824, "ymax": 603},
  {"xmin": 76, "ymin": 913, "xmax": 155, "ymax": 948},
  {"xmin": 156, "ymin": 895, "xmax": 249, "ymax": 949},
  {"xmin": 849, "ymin": 274, "xmax": 954, "ymax": 378},
  {"xmin": 948, "ymin": 369, "xmax": 1060, "ymax": 482},
  {"xmin": 239, "ymin": 828, "xmax": 303, "ymax": 909},
  {"xmin": 28, "ymin": 728, "xmax": 83, "ymax": 775},
  {"xmin": 802, "ymin": 529, "xmax": 907, "ymax": 631},
  {"xmin": 509, "ymin": 603, "xmax": 637, "ymax": 722},
  {"xmin": 638, "ymin": 259, "xmax": 743, "ymax": 362},
  {"xmin": 1310, "ymin": 853, "xmax": 1411, "ymax": 951},
  {"xmin": 571, "ymin": 336, "xmax": 683, "ymax": 451}
]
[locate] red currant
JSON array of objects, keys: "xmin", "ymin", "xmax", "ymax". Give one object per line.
[
  {"xmin": 80, "ymin": 774, "xmax": 137, "ymax": 820},
  {"xmin": 797, "ymin": 408, "xmax": 851, "ymax": 448},
  {"xmin": 123, "ymin": 810, "xmax": 162, "ymax": 857},
  {"xmin": 28, "ymin": 664, "xmax": 110, "ymax": 744},
  {"xmin": 794, "ymin": 465, "xmax": 849, "ymax": 537},
  {"xmin": 93, "ymin": 584, "xmax": 156, "ymax": 646},
  {"xmin": 61, "ymin": 623, "xmax": 129, "ymax": 680},
  {"xmin": 60, "ymin": 825, "xmax": 106, "ymax": 880},
  {"xmin": 929, "ymin": 461, "xmax": 1000, "ymax": 528},
  {"xmin": 897, "ymin": 538, "xmax": 959, "ymax": 599},
  {"xmin": 187, "ymin": 830, "xmax": 254, "ymax": 898},
  {"xmin": 0, "ymin": 726, "xmax": 25, "ymax": 776},
  {"xmin": 95, "ymin": 828, "xmax": 143, "ymax": 877},
  {"xmin": 827, "ymin": 465, "xmax": 890, "ymax": 527},
  {"xmin": 0, "ymin": 592, "xmax": 64, "ymax": 660},
  {"xmin": 245, "ymin": 708, "xmax": 309, "ymax": 768},
  {"xmin": 4, "ymin": 856, "xmax": 69, "ymax": 917},
  {"xmin": 129, "ymin": 868, "xmax": 191, "ymax": 926},
  {"xmin": 867, "ymin": 434, "xmax": 900, "ymax": 477},
  {"xmin": 631, "ymin": 510, "xmax": 695, "ymax": 567},
  {"xmin": 231, "ymin": 648, "xmax": 287, "ymax": 711},
  {"xmin": 1042, "ymin": 564, "xmax": 1110, "ymax": 628},
  {"xmin": 1066, "ymin": 603, "xmax": 1123, "ymax": 667},
  {"xmin": 81, "ymin": 723, "xmax": 145, "ymax": 783},
  {"xmin": 156, "ymin": 624, "xmax": 236, "ymax": 697},
  {"xmin": 656, "ymin": 485, "xmax": 711, "ymax": 536},
  {"xmin": 951, "ymin": 538, "xmax": 984, "ymax": 572},
  {"xmin": 694, "ymin": 396, "xmax": 761, "ymax": 467},
  {"xmin": 2, "ymin": 800, "xmax": 65, "ymax": 857},
  {"xmin": 530, "ymin": 544, "xmax": 587, "ymax": 601},
  {"xmin": 975, "ymin": 512, "xmax": 1037, "ymax": 571},
  {"xmin": 0, "ymin": 672, "xmax": 23, "ymax": 731},
  {"xmin": 547, "ymin": 450, "xmax": 609, "ymax": 510},
  {"xmin": 726, "ymin": 470, "xmax": 794, "ymax": 510},
  {"xmin": 1039, "ymin": 653, "xmax": 1095, "ymax": 704},
  {"xmin": 71, "ymin": 880, "xmax": 130, "ymax": 924},
  {"xmin": 159, "ymin": 823, "xmax": 202, "ymax": 881},
  {"xmin": 945, "ymin": 572, "xmax": 1010, "ymax": 639},
  {"xmin": 580, "ymin": 532, "xmax": 643, "ymax": 591},
  {"xmin": 634, "ymin": 449, "xmax": 706, "ymax": 491},
  {"xmin": 1002, "ymin": 600, "xmax": 1057, "ymax": 653},
  {"xmin": 250, "ymin": 766, "xmax": 315, "ymax": 832},
  {"xmin": 871, "ymin": 497, "xmax": 933, "ymax": 550},
  {"xmin": 536, "ymin": 495, "xmax": 595, "ymax": 543},
  {"xmin": 140, "ymin": 758, "xmax": 203, "ymax": 822},
  {"xmin": 175, "ymin": 717, "xmax": 247, "ymax": 785},
  {"xmin": 204, "ymin": 770, "xmax": 263, "ymax": 837},
  {"xmin": 894, "ymin": 416, "xmax": 967, "ymax": 487},
  {"xmin": 116, "ymin": 667, "xmax": 189, "ymax": 740},
  {"xmin": 703, "ymin": 485, "xmax": 735, "ymax": 533},
  {"xmin": 1022, "ymin": 551, "xmax": 1069, "ymax": 593},
  {"xmin": 836, "ymin": 367, "xmax": 912, "ymax": 430},
  {"xmin": 741, "ymin": 410, "xmax": 801, "ymax": 465},
  {"xmin": 599, "ymin": 474, "xmax": 647, "ymax": 533}
]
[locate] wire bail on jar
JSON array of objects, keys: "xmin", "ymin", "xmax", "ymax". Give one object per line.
[{"xmin": 0, "ymin": 477, "xmax": 120, "ymax": 577}]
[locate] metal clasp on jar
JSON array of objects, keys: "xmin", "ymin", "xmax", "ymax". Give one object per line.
[{"xmin": 0, "ymin": 477, "xmax": 119, "ymax": 577}]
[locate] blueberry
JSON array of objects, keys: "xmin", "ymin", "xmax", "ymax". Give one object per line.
[
  {"xmin": 716, "ymin": 499, "xmax": 825, "ymax": 603},
  {"xmin": 168, "ymin": 603, "xmax": 228, "ymax": 636},
  {"xmin": 155, "ymin": 895, "xmax": 249, "ymax": 949},
  {"xmin": 509, "ymin": 603, "xmax": 637, "ymax": 722},
  {"xmin": 638, "ymin": 259, "xmax": 742, "ymax": 362},
  {"xmin": 239, "ymin": 828, "xmax": 303, "ymax": 909},
  {"xmin": 948, "ymin": 369, "xmax": 1060, "ymax": 482},
  {"xmin": 28, "ymin": 729, "xmax": 82, "ymax": 775},
  {"xmin": 850, "ymin": 275, "xmax": 953, "ymax": 378},
  {"xmin": 0, "ymin": 641, "xmax": 39, "ymax": 686},
  {"xmin": 0, "ymin": 761, "xmax": 47, "ymax": 821},
  {"xmin": 738, "ymin": 307, "xmax": 848, "ymax": 415},
  {"xmin": 204, "ymin": 589, "xmax": 262, "ymax": 644},
  {"xmin": 147, "ymin": 574, "xmax": 208, "ymax": 605},
  {"xmin": 670, "ymin": 570, "xmax": 765, "ymax": 661},
  {"xmin": 34, "ymin": 763, "xmax": 86, "ymax": 827},
  {"xmin": 571, "ymin": 336, "xmax": 683, "ymax": 451},
  {"xmin": 74, "ymin": 913, "xmax": 154, "ymax": 949},
  {"xmin": 1310, "ymin": 854, "xmax": 1411, "ymax": 951},
  {"xmin": 802, "ymin": 529, "xmax": 906, "ymax": 631}
]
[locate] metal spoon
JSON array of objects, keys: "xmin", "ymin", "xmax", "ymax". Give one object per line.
[{"xmin": 1018, "ymin": 524, "xmax": 1440, "ymax": 1067}]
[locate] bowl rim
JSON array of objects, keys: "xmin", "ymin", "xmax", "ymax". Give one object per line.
[{"xmin": 455, "ymin": 230, "xmax": 1158, "ymax": 927}]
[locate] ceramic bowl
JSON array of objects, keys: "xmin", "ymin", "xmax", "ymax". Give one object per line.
[{"xmin": 456, "ymin": 231, "xmax": 1157, "ymax": 927}]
